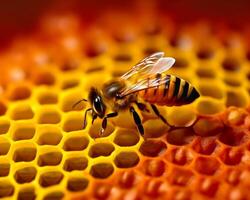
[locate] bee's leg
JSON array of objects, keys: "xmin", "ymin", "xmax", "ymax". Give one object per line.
[
  {"xmin": 92, "ymin": 113, "xmax": 97, "ymax": 124},
  {"xmin": 100, "ymin": 112, "xmax": 118, "ymax": 135},
  {"xmin": 135, "ymin": 102, "xmax": 150, "ymax": 112},
  {"xmin": 83, "ymin": 108, "xmax": 92, "ymax": 129},
  {"xmin": 130, "ymin": 106, "xmax": 144, "ymax": 136},
  {"xmin": 150, "ymin": 104, "xmax": 173, "ymax": 127}
]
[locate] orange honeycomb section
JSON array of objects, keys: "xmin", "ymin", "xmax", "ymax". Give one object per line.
[{"xmin": 0, "ymin": 13, "xmax": 250, "ymax": 200}]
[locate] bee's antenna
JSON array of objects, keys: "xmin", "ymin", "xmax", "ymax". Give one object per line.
[{"xmin": 72, "ymin": 99, "xmax": 88, "ymax": 109}]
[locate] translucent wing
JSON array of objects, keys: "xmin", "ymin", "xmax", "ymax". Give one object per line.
[
  {"xmin": 119, "ymin": 75, "xmax": 170, "ymax": 98},
  {"xmin": 121, "ymin": 52, "xmax": 175, "ymax": 80}
]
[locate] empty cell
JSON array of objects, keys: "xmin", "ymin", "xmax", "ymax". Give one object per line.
[
  {"xmin": 224, "ymin": 77, "xmax": 241, "ymax": 87},
  {"xmin": 191, "ymin": 137, "xmax": 218, "ymax": 155},
  {"xmin": 34, "ymin": 70, "xmax": 56, "ymax": 86},
  {"xmin": 38, "ymin": 151, "xmax": 63, "ymax": 166},
  {"xmin": 222, "ymin": 57, "xmax": 240, "ymax": 71},
  {"xmin": 0, "ymin": 181, "xmax": 14, "ymax": 198},
  {"xmin": 39, "ymin": 171, "xmax": 64, "ymax": 187},
  {"xmin": 93, "ymin": 183, "xmax": 111, "ymax": 199},
  {"xmin": 118, "ymin": 170, "xmax": 136, "ymax": 188},
  {"xmin": 0, "ymin": 119, "xmax": 10, "ymax": 134},
  {"xmin": 60, "ymin": 91, "xmax": 86, "ymax": 112},
  {"xmin": 37, "ymin": 126, "xmax": 62, "ymax": 145},
  {"xmin": 10, "ymin": 104, "xmax": 34, "ymax": 120},
  {"xmin": 89, "ymin": 143, "xmax": 115, "ymax": 158},
  {"xmin": 226, "ymin": 90, "xmax": 248, "ymax": 108},
  {"xmin": 198, "ymin": 177, "xmax": 219, "ymax": 197},
  {"xmin": 89, "ymin": 122, "xmax": 114, "ymax": 139},
  {"xmin": 143, "ymin": 119, "xmax": 168, "ymax": 138},
  {"xmin": 144, "ymin": 179, "xmax": 163, "ymax": 197},
  {"xmin": 12, "ymin": 124, "xmax": 36, "ymax": 141},
  {"xmin": 194, "ymin": 156, "xmax": 220, "ymax": 175},
  {"xmin": 114, "ymin": 129, "xmax": 139, "ymax": 146},
  {"xmin": 0, "ymin": 141, "xmax": 10, "ymax": 156},
  {"xmin": 17, "ymin": 187, "xmax": 36, "ymax": 200},
  {"xmin": 43, "ymin": 191, "xmax": 64, "ymax": 200},
  {"xmin": 61, "ymin": 79, "xmax": 79, "ymax": 90},
  {"xmin": 67, "ymin": 177, "xmax": 89, "ymax": 192},
  {"xmin": 139, "ymin": 139, "xmax": 167, "ymax": 157},
  {"xmin": 14, "ymin": 167, "xmax": 37, "ymax": 183},
  {"xmin": 218, "ymin": 127, "xmax": 246, "ymax": 146},
  {"xmin": 37, "ymin": 108, "xmax": 61, "ymax": 124},
  {"xmin": 63, "ymin": 156, "xmax": 88, "ymax": 171},
  {"xmin": 166, "ymin": 147, "xmax": 193, "ymax": 165},
  {"xmin": 144, "ymin": 47, "xmax": 161, "ymax": 56},
  {"xmin": 13, "ymin": 147, "xmax": 37, "ymax": 162},
  {"xmin": 60, "ymin": 60, "xmax": 79, "ymax": 71},
  {"xmin": 37, "ymin": 91, "xmax": 58, "ymax": 105},
  {"xmin": 143, "ymin": 159, "xmax": 166, "ymax": 177},
  {"xmin": 0, "ymin": 101, "xmax": 7, "ymax": 116},
  {"xmin": 196, "ymin": 47, "xmax": 214, "ymax": 59},
  {"xmin": 219, "ymin": 147, "xmax": 243, "ymax": 165},
  {"xmin": 63, "ymin": 136, "xmax": 89, "ymax": 151},
  {"xmin": 90, "ymin": 163, "xmax": 114, "ymax": 179},
  {"xmin": 8, "ymin": 85, "xmax": 31, "ymax": 101},
  {"xmin": 167, "ymin": 128, "xmax": 194, "ymax": 146},
  {"xmin": 0, "ymin": 163, "xmax": 10, "ymax": 177},
  {"xmin": 173, "ymin": 57, "xmax": 189, "ymax": 68},
  {"xmin": 196, "ymin": 99, "xmax": 225, "ymax": 115},
  {"xmin": 225, "ymin": 168, "xmax": 242, "ymax": 185},
  {"xmin": 86, "ymin": 66, "xmax": 104, "ymax": 74},
  {"xmin": 113, "ymin": 54, "xmax": 132, "ymax": 62},
  {"xmin": 198, "ymin": 83, "xmax": 224, "ymax": 99},
  {"xmin": 85, "ymin": 42, "xmax": 107, "ymax": 58},
  {"xmin": 63, "ymin": 113, "xmax": 84, "ymax": 132},
  {"xmin": 196, "ymin": 68, "xmax": 216, "ymax": 79},
  {"xmin": 168, "ymin": 167, "xmax": 194, "ymax": 186},
  {"xmin": 114, "ymin": 151, "xmax": 139, "ymax": 168}
]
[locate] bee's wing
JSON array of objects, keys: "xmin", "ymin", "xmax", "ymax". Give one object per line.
[
  {"xmin": 121, "ymin": 52, "xmax": 175, "ymax": 80},
  {"xmin": 119, "ymin": 75, "xmax": 170, "ymax": 98}
]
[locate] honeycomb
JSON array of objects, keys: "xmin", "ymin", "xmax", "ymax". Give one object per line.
[{"xmin": 0, "ymin": 12, "xmax": 250, "ymax": 200}]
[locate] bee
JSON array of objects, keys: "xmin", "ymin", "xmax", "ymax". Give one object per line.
[{"xmin": 73, "ymin": 52, "xmax": 200, "ymax": 136}]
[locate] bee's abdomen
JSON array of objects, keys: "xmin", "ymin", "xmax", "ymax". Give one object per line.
[{"xmin": 139, "ymin": 74, "xmax": 200, "ymax": 106}]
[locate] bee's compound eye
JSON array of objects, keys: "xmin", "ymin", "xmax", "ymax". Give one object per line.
[{"xmin": 93, "ymin": 97, "xmax": 104, "ymax": 115}]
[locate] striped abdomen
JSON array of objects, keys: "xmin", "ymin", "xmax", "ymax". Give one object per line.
[{"xmin": 138, "ymin": 74, "xmax": 200, "ymax": 106}]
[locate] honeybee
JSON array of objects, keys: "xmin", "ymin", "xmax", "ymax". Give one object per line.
[{"xmin": 73, "ymin": 52, "xmax": 200, "ymax": 136}]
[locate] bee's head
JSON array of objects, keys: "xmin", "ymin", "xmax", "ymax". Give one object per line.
[{"xmin": 88, "ymin": 87, "xmax": 106, "ymax": 118}]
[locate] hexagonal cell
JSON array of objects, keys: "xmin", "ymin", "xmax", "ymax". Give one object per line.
[
  {"xmin": 167, "ymin": 128, "xmax": 194, "ymax": 146},
  {"xmin": 37, "ymin": 107, "xmax": 61, "ymax": 124},
  {"xmin": 89, "ymin": 121, "xmax": 114, "ymax": 139},
  {"xmin": 60, "ymin": 60, "xmax": 79, "ymax": 71},
  {"xmin": 12, "ymin": 123, "xmax": 36, "ymax": 141},
  {"xmin": 86, "ymin": 66, "xmax": 105, "ymax": 74},
  {"xmin": 144, "ymin": 179, "xmax": 163, "ymax": 197},
  {"xmin": 89, "ymin": 143, "xmax": 115, "ymax": 158},
  {"xmin": 198, "ymin": 82, "xmax": 224, "ymax": 99},
  {"xmin": 0, "ymin": 101, "xmax": 7, "ymax": 116},
  {"xmin": 143, "ymin": 119, "xmax": 169, "ymax": 138},
  {"xmin": 191, "ymin": 137, "xmax": 218, "ymax": 155},
  {"xmin": 143, "ymin": 159, "xmax": 166, "ymax": 177},
  {"xmin": 196, "ymin": 47, "xmax": 214, "ymax": 59},
  {"xmin": 17, "ymin": 187, "xmax": 36, "ymax": 200},
  {"xmin": 61, "ymin": 78, "xmax": 80, "ymax": 90},
  {"xmin": 0, "ymin": 118, "xmax": 10, "ymax": 134},
  {"xmin": 0, "ymin": 181, "xmax": 14, "ymax": 198},
  {"xmin": 166, "ymin": 147, "xmax": 194, "ymax": 165},
  {"xmin": 173, "ymin": 57, "xmax": 189, "ymax": 68},
  {"xmin": 222, "ymin": 57, "xmax": 241, "ymax": 72},
  {"xmin": 0, "ymin": 139, "xmax": 10, "ymax": 156},
  {"xmin": 224, "ymin": 168, "xmax": 242, "ymax": 185},
  {"xmin": 196, "ymin": 67, "xmax": 216, "ymax": 79},
  {"xmin": 226, "ymin": 89, "xmax": 248, "ymax": 108},
  {"xmin": 10, "ymin": 103, "xmax": 34, "ymax": 120},
  {"xmin": 33, "ymin": 70, "xmax": 56, "ymax": 86},
  {"xmin": 118, "ymin": 170, "xmax": 136, "ymax": 188},
  {"xmin": 0, "ymin": 163, "xmax": 10, "ymax": 177},
  {"xmin": 219, "ymin": 147, "xmax": 243, "ymax": 165},
  {"xmin": 114, "ymin": 151, "xmax": 139, "ymax": 168},
  {"xmin": 37, "ymin": 126, "xmax": 62, "ymax": 145},
  {"xmin": 139, "ymin": 139, "xmax": 167, "ymax": 157},
  {"xmin": 93, "ymin": 183, "xmax": 111, "ymax": 199},
  {"xmin": 90, "ymin": 163, "xmax": 114, "ymax": 179},
  {"xmin": 196, "ymin": 99, "xmax": 225, "ymax": 115},
  {"xmin": 39, "ymin": 171, "xmax": 64, "ymax": 187},
  {"xmin": 8, "ymin": 85, "xmax": 31, "ymax": 101},
  {"xmin": 63, "ymin": 136, "xmax": 89, "ymax": 151},
  {"xmin": 197, "ymin": 177, "xmax": 219, "ymax": 197},
  {"xmin": 63, "ymin": 156, "xmax": 88, "ymax": 171},
  {"xmin": 67, "ymin": 177, "xmax": 89, "ymax": 192},
  {"xmin": 38, "ymin": 151, "xmax": 63, "ymax": 166},
  {"xmin": 168, "ymin": 167, "xmax": 194, "ymax": 186},
  {"xmin": 37, "ymin": 90, "xmax": 58, "ymax": 105},
  {"xmin": 85, "ymin": 42, "xmax": 107, "ymax": 58},
  {"xmin": 13, "ymin": 147, "xmax": 37, "ymax": 162},
  {"xmin": 193, "ymin": 117, "xmax": 224, "ymax": 137},
  {"xmin": 62, "ymin": 113, "xmax": 84, "ymax": 132},
  {"xmin": 60, "ymin": 90, "xmax": 86, "ymax": 112},
  {"xmin": 14, "ymin": 167, "xmax": 37, "ymax": 183},
  {"xmin": 224, "ymin": 76, "xmax": 242, "ymax": 87},
  {"xmin": 43, "ymin": 191, "xmax": 64, "ymax": 200},
  {"xmin": 113, "ymin": 54, "xmax": 132, "ymax": 62},
  {"xmin": 218, "ymin": 127, "xmax": 246, "ymax": 146},
  {"xmin": 194, "ymin": 156, "xmax": 220, "ymax": 175},
  {"xmin": 114, "ymin": 129, "xmax": 139, "ymax": 146}
]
